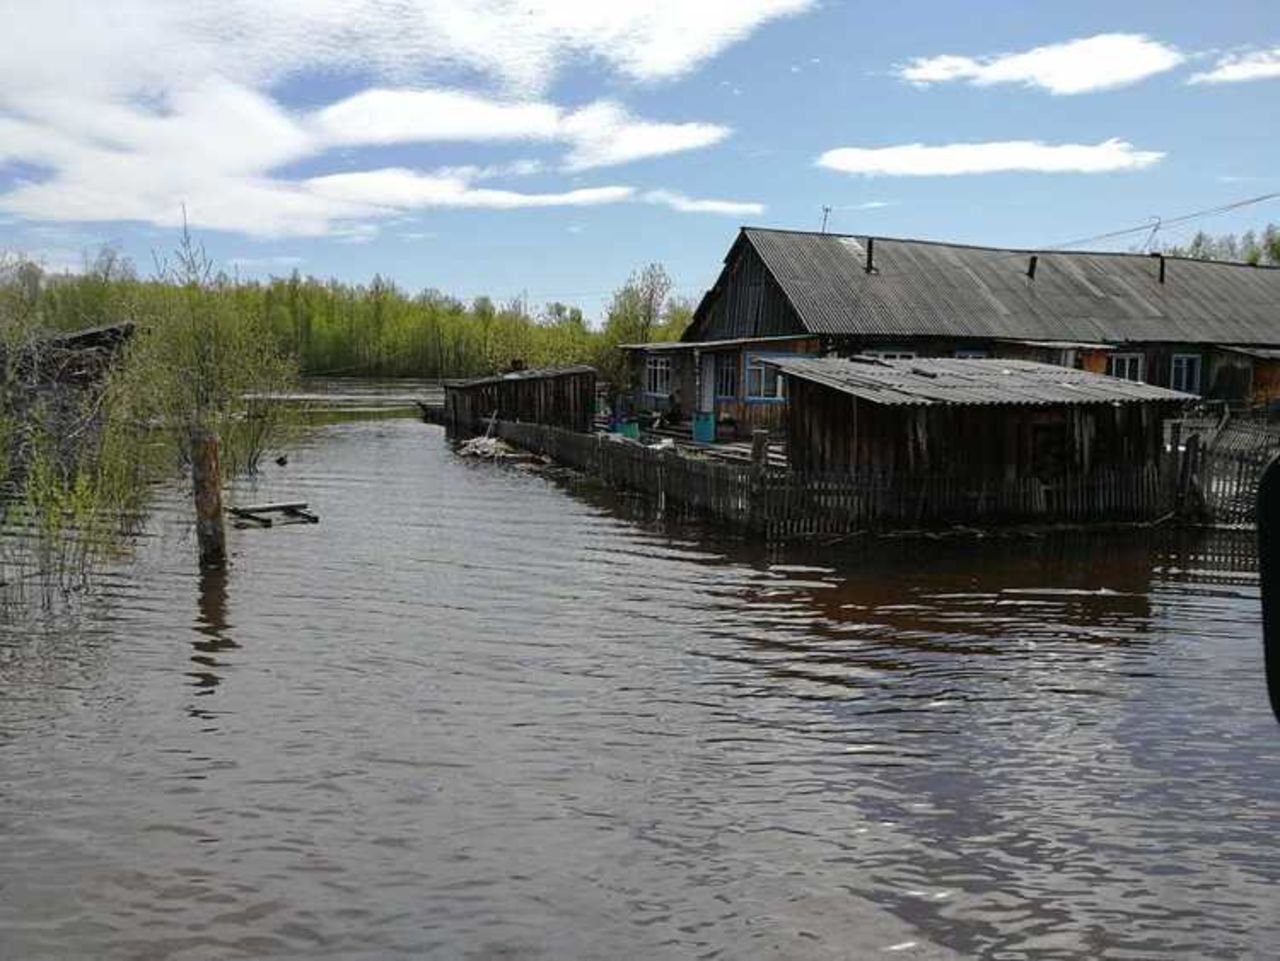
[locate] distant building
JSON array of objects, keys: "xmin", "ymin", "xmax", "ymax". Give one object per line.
[{"xmin": 622, "ymin": 228, "xmax": 1280, "ymax": 438}]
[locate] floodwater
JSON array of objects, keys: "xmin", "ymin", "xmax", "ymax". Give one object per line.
[{"xmin": 2, "ymin": 397, "xmax": 1278, "ymax": 960}]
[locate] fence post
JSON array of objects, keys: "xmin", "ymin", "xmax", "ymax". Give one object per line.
[{"xmin": 191, "ymin": 427, "xmax": 226, "ymax": 571}]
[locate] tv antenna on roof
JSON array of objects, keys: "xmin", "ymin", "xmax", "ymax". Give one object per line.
[{"xmin": 820, "ymin": 205, "xmax": 832, "ymax": 233}]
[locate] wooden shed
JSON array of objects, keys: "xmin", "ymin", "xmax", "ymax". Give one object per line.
[
  {"xmin": 444, "ymin": 365, "xmax": 597, "ymax": 434},
  {"xmin": 768, "ymin": 356, "xmax": 1191, "ymax": 481}
]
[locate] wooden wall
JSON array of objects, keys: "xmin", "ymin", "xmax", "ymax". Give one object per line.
[
  {"xmin": 784, "ymin": 379, "xmax": 1178, "ymax": 482},
  {"xmin": 446, "ymin": 369, "xmax": 596, "ymax": 433},
  {"xmin": 693, "ymin": 242, "xmax": 806, "ymax": 341}
]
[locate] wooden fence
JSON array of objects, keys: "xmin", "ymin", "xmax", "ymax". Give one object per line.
[
  {"xmin": 1170, "ymin": 417, "xmax": 1280, "ymax": 527},
  {"xmin": 490, "ymin": 420, "xmax": 1171, "ymax": 538}
]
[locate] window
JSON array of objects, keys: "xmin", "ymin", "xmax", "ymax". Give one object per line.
[
  {"xmin": 1107, "ymin": 353, "xmax": 1144, "ymax": 382},
  {"xmin": 645, "ymin": 356, "xmax": 671, "ymax": 396},
  {"xmin": 746, "ymin": 355, "xmax": 785, "ymax": 400},
  {"xmin": 954, "ymin": 348, "xmax": 988, "ymax": 359},
  {"xmin": 867, "ymin": 348, "xmax": 917, "ymax": 361},
  {"xmin": 1171, "ymin": 354, "xmax": 1202, "ymax": 395},
  {"xmin": 714, "ymin": 354, "xmax": 738, "ymax": 398}
]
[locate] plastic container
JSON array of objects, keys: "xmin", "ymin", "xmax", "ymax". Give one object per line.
[{"xmin": 692, "ymin": 410, "xmax": 716, "ymax": 444}]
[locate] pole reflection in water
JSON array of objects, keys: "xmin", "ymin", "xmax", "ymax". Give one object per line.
[{"xmin": 188, "ymin": 565, "xmax": 238, "ymax": 710}]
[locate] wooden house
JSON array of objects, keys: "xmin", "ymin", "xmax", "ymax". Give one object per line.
[
  {"xmin": 767, "ymin": 355, "xmax": 1191, "ymax": 480},
  {"xmin": 444, "ymin": 365, "xmax": 596, "ymax": 434},
  {"xmin": 623, "ymin": 228, "xmax": 1280, "ymax": 437}
]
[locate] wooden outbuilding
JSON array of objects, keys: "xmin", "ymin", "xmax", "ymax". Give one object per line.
[
  {"xmin": 767, "ymin": 356, "xmax": 1192, "ymax": 480},
  {"xmin": 444, "ymin": 365, "xmax": 596, "ymax": 434}
]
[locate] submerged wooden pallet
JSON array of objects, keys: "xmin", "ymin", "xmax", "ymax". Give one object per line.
[{"xmin": 228, "ymin": 501, "xmax": 320, "ymax": 528}]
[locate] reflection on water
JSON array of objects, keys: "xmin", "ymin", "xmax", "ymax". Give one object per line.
[
  {"xmin": 189, "ymin": 567, "xmax": 237, "ymax": 713},
  {"xmin": 1, "ymin": 414, "xmax": 1277, "ymax": 960}
]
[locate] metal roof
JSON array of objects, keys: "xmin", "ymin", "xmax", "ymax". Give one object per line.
[
  {"xmin": 766, "ymin": 355, "xmax": 1194, "ymax": 408},
  {"xmin": 618, "ymin": 334, "xmax": 811, "ymax": 352},
  {"xmin": 1221, "ymin": 345, "xmax": 1280, "ymax": 360},
  {"xmin": 742, "ymin": 227, "xmax": 1280, "ymax": 345},
  {"xmin": 443, "ymin": 365, "xmax": 595, "ymax": 388}
]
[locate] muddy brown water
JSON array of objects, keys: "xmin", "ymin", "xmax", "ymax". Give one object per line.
[{"xmin": 2, "ymin": 406, "xmax": 1278, "ymax": 960}]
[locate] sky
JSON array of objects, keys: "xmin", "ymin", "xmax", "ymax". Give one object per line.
[{"xmin": 1, "ymin": 0, "xmax": 1278, "ymax": 321}]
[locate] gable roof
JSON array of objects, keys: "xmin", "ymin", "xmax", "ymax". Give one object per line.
[
  {"xmin": 736, "ymin": 227, "xmax": 1280, "ymax": 345},
  {"xmin": 766, "ymin": 355, "xmax": 1192, "ymax": 407}
]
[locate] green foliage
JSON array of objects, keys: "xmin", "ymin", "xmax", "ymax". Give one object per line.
[
  {"xmin": 1160, "ymin": 223, "xmax": 1280, "ymax": 266},
  {"xmin": 594, "ymin": 264, "xmax": 685, "ymax": 387}
]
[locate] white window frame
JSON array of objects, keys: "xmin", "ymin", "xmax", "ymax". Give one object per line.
[
  {"xmin": 745, "ymin": 354, "xmax": 786, "ymax": 401},
  {"xmin": 645, "ymin": 356, "xmax": 672, "ymax": 396},
  {"xmin": 714, "ymin": 353, "xmax": 739, "ymax": 399},
  {"xmin": 1170, "ymin": 353, "xmax": 1202, "ymax": 395},
  {"xmin": 1107, "ymin": 353, "xmax": 1144, "ymax": 382}
]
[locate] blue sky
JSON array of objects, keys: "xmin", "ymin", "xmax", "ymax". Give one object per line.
[{"xmin": 1, "ymin": 0, "xmax": 1277, "ymax": 320}]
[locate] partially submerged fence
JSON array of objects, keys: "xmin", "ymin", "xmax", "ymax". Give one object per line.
[
  {"xmin": 1170, "ymin": 417, "xmax": 1280, "ymax": 527},
  {"xmin": 489, "ymin": 420, "xmax": 1171, "ymax": 538}
]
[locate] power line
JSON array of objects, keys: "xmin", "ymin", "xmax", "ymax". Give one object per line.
[{"xmin": 1044, "ymin": 191, "xmax": 1280, "ymax": 252}]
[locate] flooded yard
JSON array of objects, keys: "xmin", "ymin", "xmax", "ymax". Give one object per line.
[{"xmin": 2, "ymin": 404, "xmax": 1277, "ymax": 960}]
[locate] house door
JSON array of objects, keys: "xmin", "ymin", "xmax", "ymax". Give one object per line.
[{"xmin": 699, "ymin": 353, "xmax": 715, "ymax": 412}]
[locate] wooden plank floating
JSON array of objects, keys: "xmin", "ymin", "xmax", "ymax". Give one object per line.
[{"xmin": 228, "ymin": 501, "xmax": 319, "ymax": 528}]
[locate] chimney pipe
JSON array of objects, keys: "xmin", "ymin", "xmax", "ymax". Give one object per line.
[
  {"xmin": 1027, "ymin": 255, "xmax": 1038, "ymax": 280},
  {"xmin": 1150, "ymin": 251, "xmax": 1166, "ymax": 284},
  {"xmin": 865, "ymin": 236, "xmax": 875, "ymax": 274}
]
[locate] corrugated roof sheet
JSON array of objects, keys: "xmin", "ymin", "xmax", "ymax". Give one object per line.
[
  {"xmin": 444, "ymin": 365, "xmax": 595, "ymax": 388},
  {"xmin": 743, "ymin": 228, "xmax": 1280, "ymax": 345},
  {"xmin": 618, "ymin": 334, "xmax": 811, "ymax": 352},
  {"xmin": 766, "ymin": 356, "xmax": 1193, "ymax": 407}
]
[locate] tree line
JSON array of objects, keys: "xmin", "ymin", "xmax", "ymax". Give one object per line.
[
  {"xmin": 1156, "ymin": 222, "xmax": 1280, "ymax": 266},
  {"xmin": 9, "ymin": 247, "xmax": 692, "ymax": 380}
]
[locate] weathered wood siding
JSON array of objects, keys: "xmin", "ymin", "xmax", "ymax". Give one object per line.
[
  {"xmin": 445, "ymin": 368, "xmax": 596, "ymax": 433},
  {"xmin": 783, "ymin": 378, "xmax": 1177, "ymax": 483},
  {"xmin": 489, "ymin": 419, "xmax": 1174, "ymax": 537},
  {"xmin": 693, "ymin": 241, "xmax": 805, "ymax": 341}
]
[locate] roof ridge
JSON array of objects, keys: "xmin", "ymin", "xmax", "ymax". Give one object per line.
[{"xmin": 740, "ymin": 225, "xmax": 1280, "ymax": 269}]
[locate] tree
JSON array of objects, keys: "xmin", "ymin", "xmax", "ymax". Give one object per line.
[
  {"xmin": 1162, "ymin": 222, "xmax": 1280, "ymax": 266},
  {"xmin": 596, "ymin": 263, "xmax": 675, "ymax": 386}
]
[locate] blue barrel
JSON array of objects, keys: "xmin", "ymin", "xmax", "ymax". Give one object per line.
[{"xmin": 692, "ymin": 410, "xmax": 716, "ymax": 444}]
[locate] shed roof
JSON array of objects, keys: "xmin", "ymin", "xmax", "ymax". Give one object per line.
[
  {"xmin": 766, "ymin": 355, "xmax": 1193, "ymax": 408},
  {"xmin": 618, "ymin": 334, "xmax": 811, "ymax": 352},
  {"xmin": 444, "ymin": 365, "xmax": 595, "ymax": 389},
  {"xmin": 735, "ymin": 227, "xmax": 1280, "ymax": 345}
]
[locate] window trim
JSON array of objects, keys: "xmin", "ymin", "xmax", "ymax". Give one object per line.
[
  {"xmin": 1107, "ymin": 352, "xmax": 1145, "ymax": 382},
  {"xmin": 644, "ymin": 355, "xmax": 672, "ymax": 397},
  {"xmin": 865, "ymin": 348, "xmax": 917, "ymax": 361},
  {"xmin": 714, "ymin": 353, "xmax": 739, "ymax": 400},
  {"xmin": 1170, "ymin": 353, "xmax": 1202, "ymax": 395},
  {"xmin": 745, "ymin": 352, "xmax": 789, "ymax": 404}
]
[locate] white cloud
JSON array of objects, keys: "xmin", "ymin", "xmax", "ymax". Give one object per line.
[
  {"xmin": 313, "ymin": 90, "xmax": 562, "ymax": 145},
  {"xmin": 0, "ymin": 1, "xmax": 814, "ymax": 99},
  {"xmin": 0, "ymin": 2, "xmax": 796, "ymax": 236},
  {"xmin": 840, "ymin": 201, "xmax": 896, "ymax": 210},
  {"xmin": 817, "ymin": 139, "xmax": 1164, "ymax": 177},
  {"xmin": 643, "ymin": 189, "xmax": 763, "ymax": 216},
  {"xmin": 308, "ymin": 169, "xmax": 635, "ymax": 210},
  {"xmin": 899, "ymin": 34, "xmax": 1184, "ymax": 95},
  {"xmin": 560, "ymin": 102, "xmax": 730, "ymax": 171},
  {"xmin": 1189, "ymin": 48, "xmax": 1280, "ymax": 84},
  {"xmin": 311, "ymin": 92, "xmax": 728, "ymax": 171}
]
